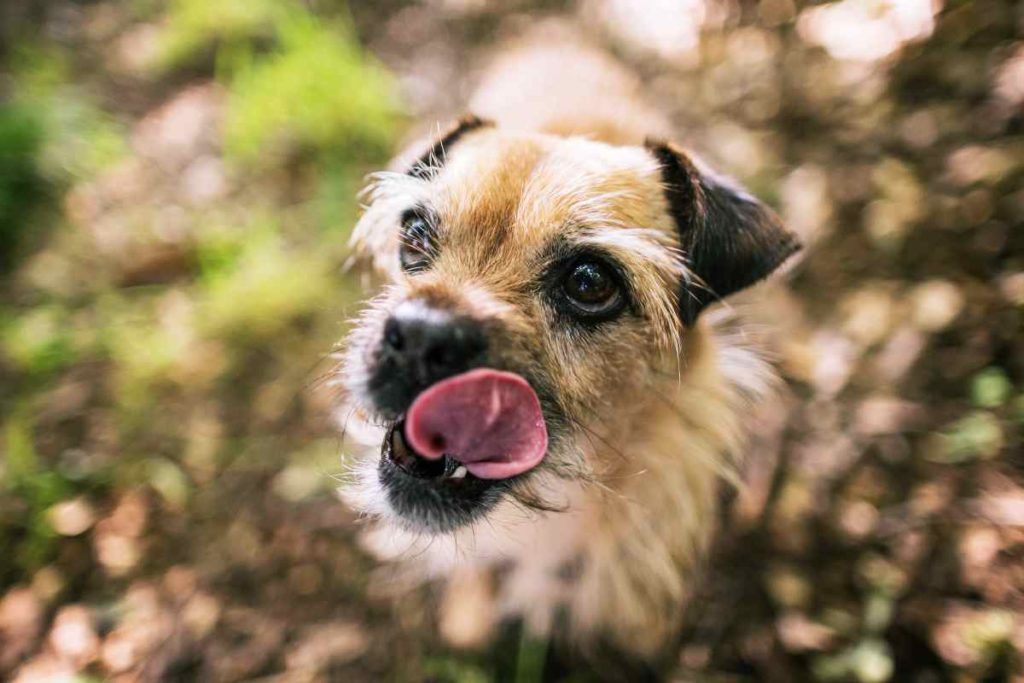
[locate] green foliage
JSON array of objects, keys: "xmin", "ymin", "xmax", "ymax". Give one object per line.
[
  {"xmin": 813, "ymin": 638, "xmax": 894, "ymax": 683},
  {"xmin": 0, "ymin": 42, "xmax": 126, "ymax": 272},
  {"xmin": 195, "ymin": 229, "xmax": 335, "ymax": 340},
  {"xmin": 515, "ymin": 632, "xmax": 549, "ymax": 683},
  {"xmin": 0, "ymin": 104, "xmax": 47, "ymax": 270},
  {"xmin": 929, "ymin": 411, "xmax": 1005, "ymax": 463},
  {"xmin": 155, "ymin": 0, "xmax": 398, "ymax": 165},
  {"xmin": 0, "ymin": 70, "xmax": 113, "ymax": 566},
  {"xmin": 36, "ymin": 96, "xmax": 126, "ymax": 181},
  {"xmin": 195, "ymin": 227, "xmax": 248, "ymax": 283},
  {"xmin": 421, "ymin": 658, "xmax": 492, "ymax": 683},
  {"xmin": 2, "ymin": 408, "xmax": 39, "ymax": 482},
  {"xmin": 1, "ymin": 305, "xmax": 77, "ymax": 376},
  {"xmin": 99, "ymin": 294, "xmax": 194, "ymax": 411},
  {"xmin": 960, "ymin": 610, "xmax": 1016, "ymax": 670},
  {"xmin": 1, "ymin": 412, "xmax": 72, "ymax": 576},
  {"xmin": 223, "ymin": 14, "xmax": 397, "ymax": 164},
  {"xmin": 313, "ymin": 159, "xmax": 364, "ymax": 234},
  {"xmin": 147, "ymin": 457, "xmax": 191, "ymax": 509},
  {"xmin": 0, "ymin": 0, "xmax": 386, "ymax": 646},
  {"xmin": 10, "ymin": 42, "xmax": 126, "ymax": 180},
  {"xmin": 7, "ymin": 41, "xmax": 69, "ymax": 101},
  {"xmin": 157, "ymin": 0, "xmax": 288, "ymax": 69},
  {"xmin": 971, "ymin": 367, "xmax": 1012, "ymax": 408}
]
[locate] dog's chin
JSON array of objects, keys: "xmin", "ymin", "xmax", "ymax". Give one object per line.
[{"xmin": 377, "ymin": 418, "xmax": 514, "ymax": 534}]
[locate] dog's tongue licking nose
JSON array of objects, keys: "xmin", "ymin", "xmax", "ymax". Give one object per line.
[{"xmin": 404, "ymin": 368, "xmax": 548, "ymax": 480}]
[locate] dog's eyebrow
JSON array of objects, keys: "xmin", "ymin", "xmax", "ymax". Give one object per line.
[
  {"xmin": 572, "ymin": 228, "xmax": 685, "ymax": 277},
  {"xmin": 408, "ymin": 115, "xmax": 493, "ymax": 181},
  {"xmin": 554, "ymin": 227, "xmax": 688, "ymax": 353}
]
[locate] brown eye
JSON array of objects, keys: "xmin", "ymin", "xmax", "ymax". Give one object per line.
[
  {"xmin": 561, "ymin": 259, "xmax": 623, "ymax": 318},
  {"xmin": 399, "ymin": 209, "xmax": 434, "ymax": 273}
]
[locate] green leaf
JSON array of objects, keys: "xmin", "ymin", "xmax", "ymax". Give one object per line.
[{"xmin": 971, "ymin": 367, "xmax": 1012, "ymax": 408}]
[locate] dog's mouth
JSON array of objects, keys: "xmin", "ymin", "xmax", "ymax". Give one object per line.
[
  {"xmin": 402, "ymin": 368, "xmax": 548, "ymax": 478},
  {"xmin": 383, "ymin": 419, "xmax": 477, "ymax": 482},
  {"xmin": 378, "ymin": 368, "xmax": 549, "ymax": 532}
]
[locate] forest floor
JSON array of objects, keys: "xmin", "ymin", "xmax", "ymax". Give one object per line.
[{"xmin": 1, "ymin": 0, "xmax": 1022, "ymax": 681}]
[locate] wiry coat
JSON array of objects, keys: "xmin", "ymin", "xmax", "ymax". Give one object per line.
[{"xmin": 338, "ymin": 28, "xmax": 798, "ymax": 663}]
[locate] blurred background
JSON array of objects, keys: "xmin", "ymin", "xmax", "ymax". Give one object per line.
[{"xmin": 0, "ymin": 0, "xmax": 1021, "ymax": 680}]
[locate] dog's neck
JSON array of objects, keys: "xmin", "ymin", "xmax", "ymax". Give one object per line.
[{"xmin": 565, "ymin": 323, "xmax": 752, "ymax": 654}]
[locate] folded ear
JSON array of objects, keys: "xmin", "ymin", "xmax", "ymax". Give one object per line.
[
  {"xmin": 407, "ymin": 115, "xmax": 493, "ymax": 180},
  {"xmin": 646, "ymin": 139, "xmax": 801, "ymax": 325}
]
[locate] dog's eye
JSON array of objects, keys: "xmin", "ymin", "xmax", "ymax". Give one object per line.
[
  {"xmin": 561, "ymin": 259, "xmax": 623, "ymax": 319},
  {"xmin": 399, "ymin": 209, "xmax": 435, "ymax": 273}
]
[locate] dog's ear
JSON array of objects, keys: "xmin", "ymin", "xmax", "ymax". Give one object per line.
[
  {"xmin": 646, "ymin": 139, "xmax": 801, "ymax": 325},
  {"xmin": 407, "ymin": 115, "xmax": 493, "ymax": 180}
]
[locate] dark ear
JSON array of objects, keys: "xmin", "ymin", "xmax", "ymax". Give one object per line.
[
  {"xmin": 408, "ymin": 115, "xmax": 493, "ymax": 180},
  {"xmin": 646, "ymin": 139, "xmax": 801, "ymax": 325}
]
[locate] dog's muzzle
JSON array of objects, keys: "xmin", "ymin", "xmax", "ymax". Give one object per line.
[{"xmin": 365, "ymin": 302, "xmax": 549, "ymax": 532}]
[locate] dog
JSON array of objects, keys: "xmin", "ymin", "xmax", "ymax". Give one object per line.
[{"xmin": 337, "ymin": 29, "xmax": 800, "ymax": 672}]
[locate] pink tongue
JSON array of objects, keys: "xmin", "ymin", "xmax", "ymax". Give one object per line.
[{"xmin": 404, "ymin": 368, "xmax": 548, "ymax": 480}]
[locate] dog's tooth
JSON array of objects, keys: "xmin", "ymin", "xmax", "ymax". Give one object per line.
[{"xmin": 450, "ymin": 465, "xmax": 467, "ymax": 480}]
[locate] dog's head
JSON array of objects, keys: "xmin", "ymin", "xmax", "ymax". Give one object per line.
[{"xmin": 341, "ymin": 116, "xmax": 799, "ymax": 534}]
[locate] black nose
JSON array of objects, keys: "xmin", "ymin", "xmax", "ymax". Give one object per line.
[
  {"xmin": 370, "ymin": 307, "xmax": 488, "ymax": 414},
  {"xmin": 382, "ymin": 314, "xmax": 488, "ymax": 382}
]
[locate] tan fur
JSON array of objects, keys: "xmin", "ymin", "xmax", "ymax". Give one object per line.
[{"xmin": 339, "ymin": 30, "xmax": 785, "ymax": 659}]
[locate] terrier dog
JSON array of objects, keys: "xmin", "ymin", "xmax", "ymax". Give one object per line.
[{"xmin": 338, "ymin": 32, "xmax": 800, "ymax": 670}]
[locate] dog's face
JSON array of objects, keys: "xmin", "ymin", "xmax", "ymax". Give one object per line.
[{"xmin": 341, "ymin": 118, "xmax": 798, "ymax": 534}]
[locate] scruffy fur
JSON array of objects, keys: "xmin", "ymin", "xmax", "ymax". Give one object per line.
[{"xmin": 337, "ymin": 28, "xmax": 798, "ymax": 667}]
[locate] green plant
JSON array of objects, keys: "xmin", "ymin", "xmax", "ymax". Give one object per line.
[
  {"xmin": 223, "ymin": 13, "xmax": 397, "ymax": 164},
  {"xmin": 0, "ymin": 104, "xmax": 47, "ymax": 270}
]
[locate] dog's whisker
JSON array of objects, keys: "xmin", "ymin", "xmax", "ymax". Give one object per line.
[{"xmin": 564, "ymin": 411, "xmax": 629, "ymax": 464}]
